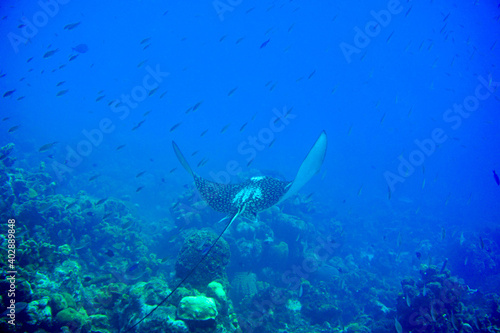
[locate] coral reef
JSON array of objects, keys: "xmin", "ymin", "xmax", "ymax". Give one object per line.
[{"xmin": 1, "ymin": 144, "xmax": 499, "ymax": 333}]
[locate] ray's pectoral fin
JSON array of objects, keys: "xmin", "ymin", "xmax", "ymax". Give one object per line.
[
  {"xmin": 172, "ymin": 141, "xmax": 194, "ymax": 177},
  {"xmin": 278, "ymin": 131, "xmax": 328, "ymax": 205}
]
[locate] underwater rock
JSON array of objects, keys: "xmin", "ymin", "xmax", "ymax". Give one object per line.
[
  {"xmin": 55, "ymin": 307, "xmax": 91, "ymax": 331},
  {"xmin": 267, "ymin": 212, "xmax": 309, "ymax": 243},
  {"xmin": 207, "ymin": 281, "xmax": 228, "ymax": 314},
  {"xmin": 175, "ymin": 229, "xmax": 230, "ymax": 289},
  {"xmin": 89, "ymin": 314, "xmax": 110, "ymax": 333},
  {"xmin": 267, "ymin": 241, "xmax": 289, "ymax": 266},
  {"xmin": 26, "ymin": 296, "xmax": 52, "ymax": 326},
  {"xmin": 177, "ymin": 295, "xmax": 218, "ymax": 321},
  {"xmin": 49, "ymin": 293, "xmax": 69, "ymax": 314},
  {"xmin": 0, "ymin": 142, "xmax": 14, "ymax": 159}
]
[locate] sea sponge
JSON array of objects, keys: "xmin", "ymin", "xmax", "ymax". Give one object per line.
[{"xmin": 175, "ymin": 230, "xmax": 230, "ymax": 289}]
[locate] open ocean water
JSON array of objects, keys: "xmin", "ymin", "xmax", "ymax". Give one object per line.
[{"xmin": 0, "ymin": 1, "xmax": 499, "ymax": 332}]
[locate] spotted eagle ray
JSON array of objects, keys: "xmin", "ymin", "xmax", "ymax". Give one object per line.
[{"xmin": 125, "ymin": 131, "xmax": 327, "ymax": 331}]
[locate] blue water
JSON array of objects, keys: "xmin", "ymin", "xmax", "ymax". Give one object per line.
[{"xmin": 1, "ymin": 1, "xmax": 499, "ymax": 332}]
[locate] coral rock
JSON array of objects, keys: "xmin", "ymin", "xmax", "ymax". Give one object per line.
[{"xmin": 177, "ymin": 296, "xmax": 218, "ymax": 321}]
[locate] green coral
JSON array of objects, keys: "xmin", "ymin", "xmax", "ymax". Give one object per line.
[
  {"xmin": 177, "ymin": 296, "xmax": 218, "ymax": 321},
  {"xmin": 55, "ymin": 307, "xmax": 90, "ymax": 331}
]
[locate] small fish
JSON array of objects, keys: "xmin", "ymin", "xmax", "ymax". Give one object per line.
[
  {"xmin": 200, "ymin": 244, "xmax": 212, "ymax": 256},
  {"xmin": 56, "ymin": 89, "xmax": 69, "ymax": 97},
  {"xmin": 148, "ymin": 87, "xmax": 158, "ymax": 96},
  {"xmin": 197, "ymin": 158, "xmax": 207, "ymax": 167},
  {"xmin": 239, "ymin": 122, "xmax": 248, "ymax": 132},
  {"xmin": 380, "ymin": 112, "xmax": 386, "ymax": 124},
  {"xmin": 136, "ymin": 186, "xmax": 144, "ymax": 192},
  {"xmin": 405, "ymin": 293, "xmax": 411, "ymax": 307},
  {"xmin": 423, "ymin": 284, "xmax": 427, "ymax": 296},
  {"xmin": 228, "ymin": 87, "xmax": 238, "ymax": 96},
  {"xmin": 397, "ymin": 232, "xmax": 402, "ymax": 247},
  {"xmin": 169, "ymin": 168, "xmax": 177, "ymax": 173},
  {"xmin": 191, "ymin": 150, "xmax": 199, "ymax": 156},
  {"xmin": 56, "ymin": 81, "xmax": 66, "ymax": 87},
  {"xmin": 480, "ymin": 236, "xmax": 484, "ymax": 249},
  {"xmin": 159, "ymin": 91, "xmax": 168, "ymax": 99},
  {"xmin": 105, "ymin": 249, "xmax": 114, "ymax": 257},
  {"xmin": 170, "ymin": 122, "xmax": 182, "ymax": 132},
  {"xmin": 8, "ymin": 125, "xmax": 20, "ymax": 132},
  {"xmin": 308, "ymin": 70, "xmax": 316, "ymax": 79},
  {"xmin": 140, "ymin": 37, "xmax": 151, "ymax": 45},
  {"xmin": 39, "ymin": 141, "xmax": 58, "ymax": 152},
  {"xmin": 192, "ymin": 101, "xmax": 203, "ymax": 111},
  {"xmin": 3, "ymin": 89, "xmax": 15, "ymax": 97},
  {"xmin": 126, "ymin": 263, "xmax": 140, "ymax": 273},
  {"xmin": 260, "ymin": 39, "xmax": 270, "ymax": 48},
  {"xmin": 43, "ymin": 49, "xmax": 59, "ymax": 58},
  {"xmin": 116, "ymin": 144, "xmax": 126, "ymax": 151},
  {"xmin": 96, "ymin": 197, "xmax": 108, "ymax": 205},
  {"xmin": 69, "ymin": 54, "xmax": 78, "ymax": 62},
  {"xmin": 160, "ymin": 255, "xmax": 171, "ymax": 263},
  {"xmin": 95, "ymin": 95, "xmax": 105, "ymax": 102},
  {"xmin": 493, "ymin": 170, "xmax": 500, "ymax": 186},
  {"xmin": 88, "ymin": 174, "xmax": 100, "ymax": 181},
  {"xmin": 220, "ymin": 123, "xmax": 231, "ymax": 134},
  {"xmin": 136, "ymin": 171, "xmax": 146, "ymax": 178},
  {"xmin": 386, "ymin": 31, "xmax": 394, "ymax": 43},
  {"xmin": 235, "ymin": 37, "xmax": 245, "ymax": 44},
  {"xmin": 394, "ymin": 318, "xmax": 403, "ymax": 333},
  {"xmin": 131, "ymin": 120, "xmax": 145, "ymax": 131},
  {"xmin": 200, "ymin": 129, "xmax": 208, "ymax": 137},
  {"xmin": 441, "ymin": 227, "xmax": 446, "ymax": 240},
  {"xmin": 440, "ymin": 258, "xmax": 448, "ymax": 273},
  {"xmin": 72, "ymin": 44, "xmax": 88, "ymax": 53},
  {"xmin": 64, "ymin": 22, "xmax": 81, "ymax": 30}
]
